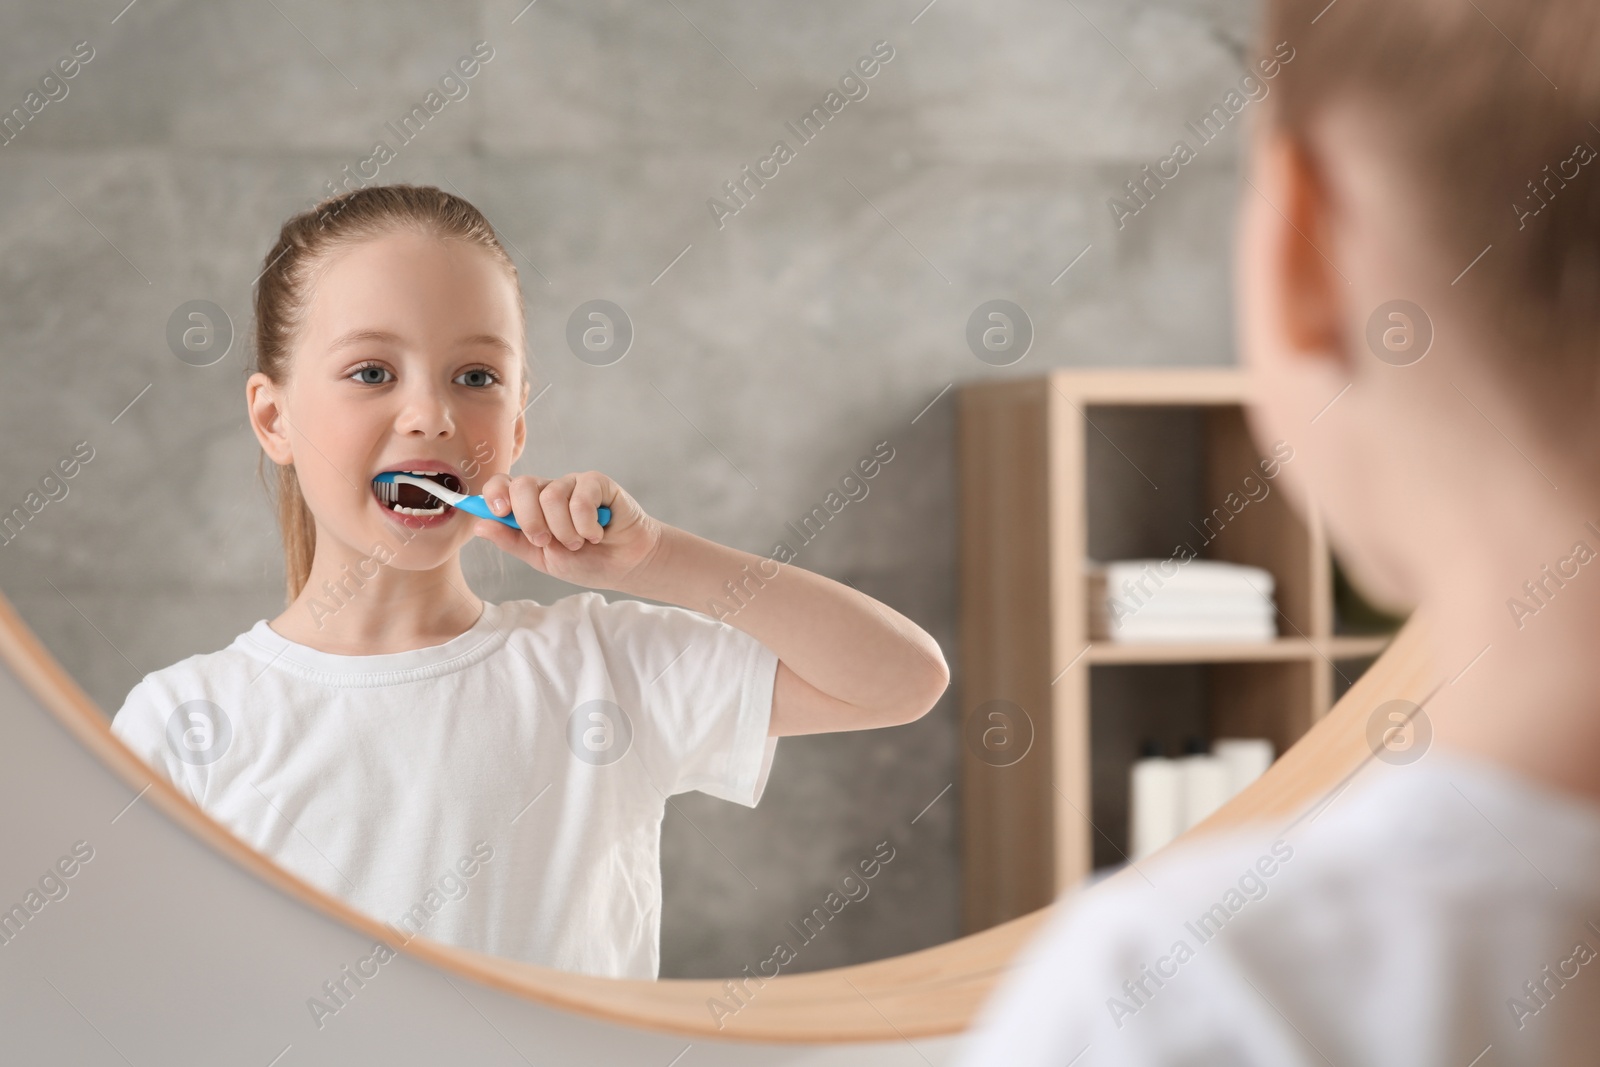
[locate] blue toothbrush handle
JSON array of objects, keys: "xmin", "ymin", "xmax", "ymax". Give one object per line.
[{"xmin": 458, "ymin": 495, "xmax": 611, "ymax": 531}]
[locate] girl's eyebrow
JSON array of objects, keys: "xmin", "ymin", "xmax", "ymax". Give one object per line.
[
  {"xmin": 327, "ymin": 328, "xmax": 402, "ymax": 353},
  {"xmin": 326, "ymin": 329, "xmax": 514, "ymax": 355},
  {"xmin": 459, "ymin": 333, "xmax": 516, "ymax": 355}
]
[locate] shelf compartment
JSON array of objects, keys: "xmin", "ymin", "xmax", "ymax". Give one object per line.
[{"xmin": 1088, "ymin": 659, "xmax": 1312, "ymax": 869}]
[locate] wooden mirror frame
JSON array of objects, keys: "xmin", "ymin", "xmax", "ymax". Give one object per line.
[{"xmin": 0, "ymin": 589, "xmax": 1437, "ymax": 1044}]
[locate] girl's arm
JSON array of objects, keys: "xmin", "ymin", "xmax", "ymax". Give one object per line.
[
  {"xmin": 626, "ymin": 524, "xmax": 948, "ymax": 735},
  {"xmin": 473, "ymin": 471, "xmax": 949, "ymax": 736}
]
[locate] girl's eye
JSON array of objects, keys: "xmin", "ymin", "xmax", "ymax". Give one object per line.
[
  {"xmin": 350, "ymin": 363, "xmax": 393, "ymax": 385},
  {"xmin": 454, "ymin": 367, "xmax": 501, "ymax": 388}
]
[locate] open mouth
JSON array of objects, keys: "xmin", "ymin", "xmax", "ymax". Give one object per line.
[{"xmin": 373, "ymin": 470, "xmax": 464, "ymax": 517}]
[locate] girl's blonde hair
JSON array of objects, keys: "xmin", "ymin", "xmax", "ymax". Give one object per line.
[
  {"xmin": 251, "ymin": 183, "xmax": 523, "ymax": 604},
  {"xmin": 1259, "ymin": 0, "xmax": 1600, "ymax": 438}
]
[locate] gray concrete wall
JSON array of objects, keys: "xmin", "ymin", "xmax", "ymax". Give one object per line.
[{"xmin": 0, "ymin": 0, "xmax": 1254, "ymax": 977}]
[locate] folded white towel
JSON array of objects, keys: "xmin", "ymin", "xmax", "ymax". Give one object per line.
[
  {"xmin": 1089, "ymin": 558, "xmax": 1279, "ymax": 642},
  {"xmin": 1093, "ymin": 558, "xmax": 1275, "ymax": 597}
]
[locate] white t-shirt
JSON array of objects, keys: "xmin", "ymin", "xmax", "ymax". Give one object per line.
[
  {"xmin": 110, "ymin": 593, "xmax": 780, "ymax": 979},
  {"xmin": 956, "ymin": 748, "xmax": 1600, "ymax": 1066}
]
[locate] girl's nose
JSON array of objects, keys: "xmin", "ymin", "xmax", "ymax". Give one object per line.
[{"xmin": 396, "ymin": 386, "xmax": 455, "ymax": 438}]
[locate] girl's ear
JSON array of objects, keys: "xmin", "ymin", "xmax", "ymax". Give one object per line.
[
  {"xmin": 246, "ymin": 372, "xmax": 295, "ymax": 466},
  {"xmin": 1259, "ymin": 130, "xmax": 1350, "ymax": 371}
]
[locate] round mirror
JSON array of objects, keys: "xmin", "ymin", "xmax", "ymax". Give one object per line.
[{"xmin": 0, "ymin": 0, "xmax": 1434, "ymax": 1056}]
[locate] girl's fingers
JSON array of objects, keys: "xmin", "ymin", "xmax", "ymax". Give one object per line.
[
  {"xmin": 483, "ymin": 470, "xmax": 617, "ymax": 553},
  {"xmin": 479, "ymin": 472, "xmax": 514, "ymax": 516},
  {"xmin": 508, "ymin": 476, "xmax": 552, "ymax": 546},
  {"xmin": 541, "ymin": 476, "xmax": 584, "ymax": 550},
  {"xmin": 570, "ymin": 471, "xmax": 609, "ymax": 543}
]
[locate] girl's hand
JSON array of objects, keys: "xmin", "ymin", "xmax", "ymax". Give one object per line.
[{"xmin": 471, "ymin": 470, "xmax": 662, "ymax": 591}]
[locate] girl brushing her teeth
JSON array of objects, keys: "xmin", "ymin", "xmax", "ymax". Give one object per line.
[{"xmin": 110, "ymin": 184, "xmax": 948, "ymax": 979}]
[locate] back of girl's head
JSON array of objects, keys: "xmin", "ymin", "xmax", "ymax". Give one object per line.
[
  {"xmin": 251, "ymin": 184, "xmax": 522, "ymax": 603},
  {"xmin": 1257, "ymin": 0, "xmax": 1600, "ymax": 437}
]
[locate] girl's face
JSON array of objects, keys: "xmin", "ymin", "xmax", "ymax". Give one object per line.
[{"xmin": 248, "ymin": 230, "xmax": 528, "ymax": 573}]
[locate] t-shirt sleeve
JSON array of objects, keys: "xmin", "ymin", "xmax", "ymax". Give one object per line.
[
  {"xmin": 581, "ymin": 593, "xmax": 780, "ymax": 807},
  {"xmin": 109, "ymin": 678, "xmax": 198, "ymax": 804}
]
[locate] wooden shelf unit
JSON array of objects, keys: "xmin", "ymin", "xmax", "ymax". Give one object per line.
[{"xmin": 956, "ymin": 368, "xmax": 1393, "ymax": 935}]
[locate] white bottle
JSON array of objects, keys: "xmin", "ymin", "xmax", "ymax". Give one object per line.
[
  {"xmin": 1213, "ymin": 738, "xmax": 1274, "ymax": 798},
  {"xmin": 1179, "ymin": 736, "xmax": 1232, "ymax": 831},
  {"xmin": 1129, "ymin": 740, "xmax": 1182, "ymax": 860}
]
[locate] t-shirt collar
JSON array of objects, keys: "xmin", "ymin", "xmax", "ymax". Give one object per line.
[{"xmin": 235, "ymin": 600, "xmax": 508, "ymax": 686}]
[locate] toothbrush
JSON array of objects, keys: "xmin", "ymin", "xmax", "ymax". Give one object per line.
[{"xmin": 372, "ymin": 472, "xmax": 611, "ymax": 531}]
